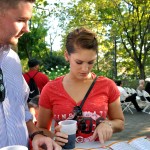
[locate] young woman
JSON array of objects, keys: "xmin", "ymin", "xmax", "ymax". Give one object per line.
[{"xmin": 37, "ymin": 27, "xmax": 124, "ymax": 147}]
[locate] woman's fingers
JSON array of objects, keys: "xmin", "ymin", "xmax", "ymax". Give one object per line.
[
  {"xmin": 55, "ymin": 135, "xmax": 68, "ymax": 142},
  {"xmin": 55, "ymin": 125, "xmax": 61, "ymax": 132},
  {"xmin": 54, "ymin": 131, "xmax": 68, "ymax": 146},
  {"xmin": 55, "ymin": 131, "xmax": 68, "ymax": 139}
]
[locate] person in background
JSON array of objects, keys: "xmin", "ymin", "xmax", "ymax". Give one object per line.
[
  {"xmin": 144, "ymin": 78, "xmax": 150, "ymax": 102},
  {"xmin": 145, "ymin": 78, "xmax": 150, "ymax": 95},
  {"xmin": 37, "ymin": 27, "xmax": 125, "ymax": 147},
  {"xmin": 0, "ymin": 0, "xmax": 61, "ymax": 149},
  {"xmin": 137, "ymin": 79, "xmax": 146, "ymax": 101},
  {"xmin": 23, "ymin": 58, "xmax": 49, "ymax": 98},
  {"xmin": 23, "ymin": 58, "xmax": 49, "ymax": 123},
  {"xmin": 116, "ymin": 80, "xmax": 143, "ymax": 112},
  {"xmin": 137, "ymin": 79, "xmax": 145, "ymax": 92}
]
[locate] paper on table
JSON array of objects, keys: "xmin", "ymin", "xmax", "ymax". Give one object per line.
[
  {"xmin": 129, "ymin": 136, "xmax": 150, "ymax": 150},
  {"xmin": 108, "ymin": 136, "xmax": 150, "ymax": 150},
  {"xmin": 109, "ymin": 141, "xmax": 137, "ymax": 150}
]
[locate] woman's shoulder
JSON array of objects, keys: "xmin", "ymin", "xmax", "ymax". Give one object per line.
[
  {"xmin": 48, "ymin": 75, "xmax": 65, "ymax": 85},
  {"xmin": 43, "ymin": 76, "xmax": 64, "ymax": 91},
  {"xmin": 91, "ymin": 72, "xmax": 112, "ymax": 80},
  {"xmin": 97, "ymin": 76, "xmax": 114, "ymax": 83},
  {"xmin": 96, "ymin": 77, "xmax": 117, "ymax": 89}
]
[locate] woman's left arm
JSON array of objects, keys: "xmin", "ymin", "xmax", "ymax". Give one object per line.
[
  {"xmin": 92, "ymin": 97, "xmax": 124, "ymax": 144},
  {"xmin": 107, "ymin": 97, "xmax": 125, "ymax": 132}
]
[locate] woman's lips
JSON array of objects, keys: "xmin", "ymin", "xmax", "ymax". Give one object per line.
[{"xmin": 80, "ymin": 73, "xmax": 88, "ymax": 76}]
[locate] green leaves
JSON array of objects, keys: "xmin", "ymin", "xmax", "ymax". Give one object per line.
[
  {"xmin": 19, "ymin": 0, "xmax": 150, "ymax": 79},
  {"xmin": 59, "ymin": 0, "xmax": 150, "ymax": 79}
]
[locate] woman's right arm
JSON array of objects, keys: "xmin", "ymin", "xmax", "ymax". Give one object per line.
[
  {"xmin": 37, "ymin": 106, "xmax": 68, "ymax": 146},
  {"xmin": 37, "ymin": 106, "xmax": 54, "ymax": 137}
]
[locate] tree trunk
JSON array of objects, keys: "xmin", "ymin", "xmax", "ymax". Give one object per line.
[
  {"xmin": 138, "ymin": 64, "xmax": 145, "ymax": 79},
  {"xmin": 113, "ymin": 38, "xmax": 117, "ymax": 79}
]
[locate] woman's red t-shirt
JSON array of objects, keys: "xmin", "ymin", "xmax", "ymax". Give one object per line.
[{"xmin": 39, "ymin": 74, "xmax": 120, "ymax": 143}]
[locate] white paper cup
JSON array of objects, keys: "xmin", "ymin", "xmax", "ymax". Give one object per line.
[
  {"xmin": 0, "ymin": 145, "xmax": 28, "ymax": 150},
  {"xmin": 59, "ymin": 120, "xmax": 77, "ymax": 135},
  {"xmin": 58, "ymin": 120, "xmax": 77, "ymax": 149}
]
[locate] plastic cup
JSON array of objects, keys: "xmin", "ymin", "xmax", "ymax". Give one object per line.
[
  {"xmin": 0, "ymin": 145, "xmax": 28, "ymax": 150},
  {"xmin": 58, "ymin": 120, "xmax": 77, "ymax": 149}
]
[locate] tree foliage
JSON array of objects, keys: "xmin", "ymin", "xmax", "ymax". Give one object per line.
[
  {"xmin": 18, "ymin": 0, "xmax": 150, "ymax": 79},
  {"xmin": 43, "ymin": 51, "xmax": 69, "ymax": 71},
  {"xmin": 52, "ymin": 0, "xmax": 150, "ymax": 79}
]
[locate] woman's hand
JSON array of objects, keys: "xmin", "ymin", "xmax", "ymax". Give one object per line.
[
  {"xmin": 91, "ymin": 121, "xmax": 113, "ymax": 145},
  {"xmin": 54, "ymin": 125, "xmax": 68, "ymax": 146}
]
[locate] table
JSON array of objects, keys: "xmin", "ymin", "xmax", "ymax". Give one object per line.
[{"xmin": 74, "ymin": 141, "xmax": 115, "ymax": 149}]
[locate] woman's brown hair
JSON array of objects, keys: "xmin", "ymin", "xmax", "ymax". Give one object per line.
[{"xmin": 66, "ymin": 27, "xmax": 98, "ymax": 55}]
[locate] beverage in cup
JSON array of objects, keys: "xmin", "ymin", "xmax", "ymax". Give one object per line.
[{"xmin": 58, "ymin": 120, "xmax": 77, "ymax": 149}]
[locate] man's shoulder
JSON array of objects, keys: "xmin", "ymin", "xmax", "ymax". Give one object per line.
[
  {"xmin": 38, "ymin": 71, "xmax": 47, "ymax": 75},
  {"xmin": 23, "ymin": 71, "xmax": 32, "ymax": 76},
  {"xmin": 37, "ymin": 71, "xmax": 49, "ymax": 78}
]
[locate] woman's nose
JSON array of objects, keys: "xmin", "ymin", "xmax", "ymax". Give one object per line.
[{"xmin": 81, "ymin": 64, "xmax": 89, "ymax": 71}]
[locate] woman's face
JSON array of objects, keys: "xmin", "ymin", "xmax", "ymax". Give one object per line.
[{"xmin": 66, "ymin": 46, "xmax": 97, "ymax": 80}]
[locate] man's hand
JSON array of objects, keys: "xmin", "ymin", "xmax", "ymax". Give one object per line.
[{"xmin": 32, "ymin": 134, "xmax": 62, "ymax": 150}]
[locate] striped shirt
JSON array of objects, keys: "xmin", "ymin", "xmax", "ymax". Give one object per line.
[{"xmin": 0, "ymin": 45, "xmax": 33, "ymax": 148}]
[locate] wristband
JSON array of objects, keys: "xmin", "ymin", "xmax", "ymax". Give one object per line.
[
  {"xmin": 29, "ymin": 131, "xmax": 46, "ymax": 140},
  {"xmin": 102, "ymin": 121, "xmax": 112, "ymax": 128}
]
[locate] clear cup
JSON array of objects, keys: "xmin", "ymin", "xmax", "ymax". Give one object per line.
[
  {"xmin": 0, "ymin": 145, "xmax": 28, "ymax": 150},
  {"xmin": 58, "ymin": 120, "xmax": 77, "ymax": 149}
]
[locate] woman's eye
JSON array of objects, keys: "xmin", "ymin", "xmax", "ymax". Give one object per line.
[
  {"xmin": 88, "ymin": 61, "xmax": 94, "ymax": 65},
  {"xmin": 76, "ymin": 62, "xmax": 82, "ymax": 64},
  {"xmin": 76, "ymin": 61, "xmax": 95, "ymax": 65}
]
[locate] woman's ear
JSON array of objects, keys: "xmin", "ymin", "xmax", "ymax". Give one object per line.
[{"xmin": 64, "ymin": 50, "xmax": 69, "ymax": 62}]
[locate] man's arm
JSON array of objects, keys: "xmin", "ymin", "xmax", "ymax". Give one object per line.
[{"xmin": 26, "ymin": 120, "xmax": 61, "ymax": 150}]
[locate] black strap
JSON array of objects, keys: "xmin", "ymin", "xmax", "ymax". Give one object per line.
[
  {"xmin": 27, "ymin": 71, "xmax": 39, "ymax": 79},
  {"xmin": 80, "ymin": 76, "xmax": 98, "ymax": 109}
]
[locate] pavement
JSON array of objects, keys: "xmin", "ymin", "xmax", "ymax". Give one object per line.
[{"xmin": 111, "ymin": 106, "xmax": 150, "ymax": 141}]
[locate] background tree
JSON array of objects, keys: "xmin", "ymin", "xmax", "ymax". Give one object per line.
[
  {"xmin": 52, "ymin": 0, "xmax": 150, "ymax": 79},
  {"xmin": 18, "ymin": 0, "xmax": 150, "ymax": 81}
]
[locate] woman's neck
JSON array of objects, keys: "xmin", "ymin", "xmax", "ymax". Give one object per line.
[{"xmin": 65, "ymin": 73, "xmax": 93, "ymax": 83}]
